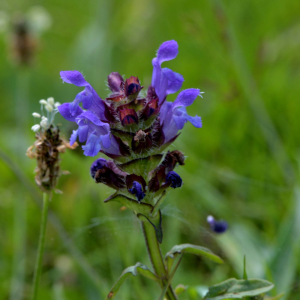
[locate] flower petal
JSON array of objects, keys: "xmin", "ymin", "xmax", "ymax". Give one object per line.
[
  {"xmin": 185, "ymin": 114, "xmax": 202, "ymax": 128},
  {"xmin": 101, "ymin": 135, "xmax": 122, "ymax": 156},
  {"xmin": 162, "ymin": 68, "xmax": 184, "ymax": 95},
  {"xmin": 60, "ymin": 70, "xmax": 89, "ymax": 87},
  {"xmin": 159, "ymin": 101, "xmax": 172, "ymax": 125},
  {"xmin": 157, "ymin": 40, "xmax": 179, "ymax": 65},
  {"xmin": 82, "ymin": 132, "xmax": 101, "ymax": 157},
  {"xmin": 173, "ymin": 88, "xmax": 200, "ymax": 108},
  {"xmin": 78, "ymin": 125, "xmax": 89, "ymax": 142},
  {"xmin": 58, "ymin": 103, "xmax": 83, "ymax": 122},
  {"xmin": 101, "ymin": 132, "xmax": 111, "ymax": 149},
  {"xmin": 70, "ymin": 129, "xmax": 78, "ymax": 145},
  {"xmin": 77, "ymin": 111, "xmax": 108, "ymax": 128},
  {"xmin": 173, "ymin": 107, "xmax": 202, "ymax": 130}
]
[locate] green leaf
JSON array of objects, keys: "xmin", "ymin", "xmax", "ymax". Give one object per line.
[
  {"xmin": 165, "ymin": 243, "xmax": 224, "ymax": 272},
  {"xmin": 203, "ymin": 278, "xmax": 274, "ymax": 300},
  {"xmin": 105, "ymin": 262, "xmax": 158, "ymax": 300},
  {"xmin": 104, "ymin": 193, "xmax": 153, "ymax": 215},
  {"xmin": 118, "ymin": 154, "xmax": 163, "ymax": 177}
]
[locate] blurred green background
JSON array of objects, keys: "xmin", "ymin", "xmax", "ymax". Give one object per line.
[{"xmin": 1, "ymin": 0, "xmax": 300, "ymax": 299}]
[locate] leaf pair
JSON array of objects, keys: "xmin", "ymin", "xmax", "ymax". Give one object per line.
[{"xmin": 105, "ymin": 243, "xmax": 224, "ymax": 300}]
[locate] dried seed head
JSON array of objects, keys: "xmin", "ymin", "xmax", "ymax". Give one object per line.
[{"xmin": 27, "ymin": 98, "xmax": 78, "ymax": 192}]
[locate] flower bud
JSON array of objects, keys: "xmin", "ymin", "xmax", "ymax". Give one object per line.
[
  {"xmin": 165, "ymin": 171, "xmax": 182, "ymax": 188},
  {"xmin": 91, "ymin": 158, "xmax": 127, "ymax": 190},
  {"xmin": 128, "ymin": 181, "xmax": 145, "ymax": 202},
  {"xmin": 207, "ymin": 215, "xmax": 228, "ymax": 234}
]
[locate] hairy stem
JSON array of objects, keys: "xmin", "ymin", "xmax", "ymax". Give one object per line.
[
  {"xmin": 31, "ymin": 192, "xmax": 51, "ymax": 300},
  {"xmin": 140, "ymin": 218, "xmax": 178, "ymax": 300}
]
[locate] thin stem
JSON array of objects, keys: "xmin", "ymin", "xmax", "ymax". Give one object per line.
[
  {"xmin": 0, "ymin": 149, "xmax": 104, "ymax": 291},
  {"xmin": 158, "ymin": 255, "xmax": 183, "ymax": 300},
  {"xmin": 31, "ymin": 192, "xmax": 51, "ymax": 300},
  {"xmin": 140, "ymin": 217, "xmax": 178, "ymax": 300}
]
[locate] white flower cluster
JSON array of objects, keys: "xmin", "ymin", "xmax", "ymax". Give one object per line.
[{"xmin": 31, "ymin": 97, "xmax": 61, "ymax": 132}]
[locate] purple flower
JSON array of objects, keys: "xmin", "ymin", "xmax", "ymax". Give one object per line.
[
  {"xmin": 165, "ymin": 171, "xmax": 182, "ymax": 188},
  {"xmin": 58, "ymin": 72, "xmax": 121, "ymax": 157},
  {"xmin": 160, "ymin": 89, "xmax": 203, "ymax": 143},
  {"xmin": 58, "ymin": 40, "xmax": 203, "ymax": 158},
  {"xmin": 128, "ymin": 181, "xmax": 146, "ymax": 202},
  {"xmin": 207, "ymin": 216, "xmax": 228, "ymax": 234},
  {"xmin": 60, "ymin": 71, "xmax": 108, "ymax": 120},
  {"xmin": 151, "ymin": 40, "xmax": 184, "ymax": 104}
]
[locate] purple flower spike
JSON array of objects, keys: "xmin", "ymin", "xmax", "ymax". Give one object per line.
[
  {"xmin": 129, "ymin": 181, "xmax": 146, "ymax": 202},
  {"xmin": 152, "ymin": 40, "xmax": 184, "ymax": 104},
  {"xmin": 207, "ymin": 216, "xmax": 228, "ymax": 234},
  {"xmin": 166, "ymin": 171, "xmax": 182, "ymax": 188}
]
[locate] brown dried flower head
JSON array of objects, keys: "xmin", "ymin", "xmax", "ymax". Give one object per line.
[{"xmin": 27, "ymin": 97, "xmax": 77, "ymax": 192}]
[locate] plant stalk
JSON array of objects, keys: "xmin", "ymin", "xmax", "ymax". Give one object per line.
[
  {"xmin": 140, "ymin": 218, "xmax": 178, "ymax": 300},
  {"xmin": 31, "ymin": 192, "xmax": 51, "ymax": 300}
]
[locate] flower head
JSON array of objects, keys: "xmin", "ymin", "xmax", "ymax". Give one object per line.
[
  {"xmin": 27, "ymin": 97, "xmax": 76, "ymax": 192},
  {"xmin": 58, "ymin": 40, "xmax": 203, "ymax": 160},
  {"xmin": 59, "ymin": 41, "xmax": 203, "ymax": 223}
]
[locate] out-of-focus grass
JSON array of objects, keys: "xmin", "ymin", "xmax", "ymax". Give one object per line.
[{"xmin": 1, "ymin": 0, "xmax": 300, "ymax": 299}]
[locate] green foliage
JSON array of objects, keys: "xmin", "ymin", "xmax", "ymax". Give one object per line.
[
  {"xmin": 1, "ymin": 0, "xmax": 300, "ymax": 299},
  {"xmin": 204, "ymin": 278, "xmax": 274, "ymax": 300},
  {"xmin": 165, "ymin": 243, "xmax": 223, "ymax": 272},
  {"xmin": 118, "ymin": 155, "xmax": 163, "ymax": 179},
  {"xmin": 105, "ymin": 262, "xmax": 158, "ymax": 300}
]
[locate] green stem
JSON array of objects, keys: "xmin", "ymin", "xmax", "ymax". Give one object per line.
[
  {"xmin": 31, "ymin": 192, "xmax": 51, "ymax": 300},
  {"xmin": 140, "ymin": 217, "xmax": 178, "ymax": 300}
]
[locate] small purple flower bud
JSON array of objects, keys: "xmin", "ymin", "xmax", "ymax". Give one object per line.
[
  {"xmin": 128, "ymin": 181, "xmax": 146, "ymax": 202},
  {"xmin": 166, "ymin": 171, "xmax": 182, "ymax": 188},
  {"xmin": 207, "ymin": 215, "xmax": 228, "ymax": 234},
  {"xmin": 90, "ymin": 158, "xmax": 107, "ymax": 179},
  {"xmin": 108, "ymin": 72, "xmax": 124, "ymax": 93}
]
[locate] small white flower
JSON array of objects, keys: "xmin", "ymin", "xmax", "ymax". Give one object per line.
[
  {"xmin": 47, "ymin": 97, "xmax": 55, "ymax": 106},
  {"xmin": 31, "ymin": 124, "xmax": 41, "ymax": 132},
  {"xmin": 54, "ymin": 102, "xmax": 61, "ymax": 108},
  {"xmin": 39, "ymin": 99, "xmax": 48, "ymax": 105},
  {"xmin": 32, "ymin": 112, "xmax": 41, "ymax": 118},
  {"xmin": 40, "ymin": 117, "xmax": 48, "ymax": 128}
]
